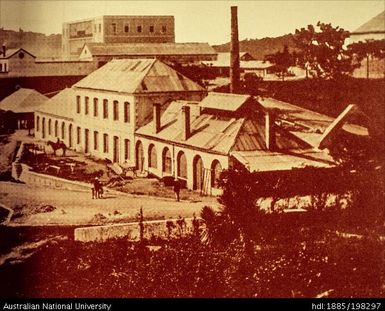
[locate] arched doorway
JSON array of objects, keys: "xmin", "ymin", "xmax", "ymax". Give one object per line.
[
  {"xmin": 148, "ymin": 144, "xmax": 157, "ymax": 168},
  {"xmin": 42, "ymin": 117, "xmax": 46, "ymax": 139},
  {"xmin": 162, "ymin": 147, "xmax": 172, "ymax": 175},
  {"xmin": 177, "ymin": 151, "xmax": 187, "ymax": 179},
  {"xmin": 193, "ymin": 155, "xmax": 204, "ymax": 191},
  {"xmin": 135, "ymin": 141, "xmax": 144, "ymax": 171},
  {"xmin": 211, "ymin": 160, "xmax": 222, "ymax": 188},
  {"xmin": 68, "ymin": 124, "xmax": 73, "ymax": 148}
]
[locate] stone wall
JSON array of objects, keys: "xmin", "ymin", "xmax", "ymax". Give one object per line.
[
  {"xmin": 17, "ymin": 163, "xmax": 92, "ymax": 192},
  {"xmin": 74, "ymin": 217, "xmax": 198, "ymax": 242}
]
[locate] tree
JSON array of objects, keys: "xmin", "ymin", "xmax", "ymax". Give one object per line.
[
  {"xmin": 265, "ymin": 45, "xmax": 295, "ymax": 81},
  {"xmin": 242, "ymin": 72, "xmax": 263, "ymax": 95},
  {"xmin": 293, "ymin": 22, "xmax": 354, "ymax": 79},
  {"xmin": 347, "ymin": 39, "xmax": 385, "ymax": 79}
]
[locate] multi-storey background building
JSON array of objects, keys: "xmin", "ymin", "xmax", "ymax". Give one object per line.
[{"xmin": 62, "ymin": 15, "xmax": 175, "ymax": 59}]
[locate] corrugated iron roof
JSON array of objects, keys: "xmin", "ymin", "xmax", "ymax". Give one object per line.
[
  {"xmin": 199, "ymin": 92, "xmax": 252, "ymax": 111},
  {"xmin": 354, "ymin": 11, "xmax": 385, "ymax": 33},
  {"xmin": 136, "ymin": 101, "xmax": 245, "ymax": 154},
  {"xmin": 136, "ymin": 98, "xmax": 313, "ymax": 154},
  {"xmin": 74, "ymin": 58, "xmax": 204, "ymax": 94},
  {"xmin": 35, "ymin": 88, "xmax": 74, "ymax": 119},
  {"xmin": 241, "ymin": 60, "xmax": 274, "ymax": 69},
  {"xmin": 203, "ymin": 52, "xmax": 273, "ymax": 69},
  {"xmin": 231, "ymin": 149, "xmax": 335, "ymax": 172},
  {"xmin": 0, "ymin": 88, "xmax": 48, "ymax": 113},
  {"xmin": 256, "ymin": 97, "xmax": 369, "ymax": 147},
  {"xmin": 84, "ymin": 42, "xmax": 217, "ymax": 56}
]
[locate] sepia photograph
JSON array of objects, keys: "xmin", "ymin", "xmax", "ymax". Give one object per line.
[{"xmin": 0, "ymin": 0, "xmax": 384, "ymax": 303}]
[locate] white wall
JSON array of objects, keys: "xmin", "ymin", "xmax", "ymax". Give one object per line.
[{"xmin": 135, "ymin": 135, "xmax": 228, "ymax": 192}]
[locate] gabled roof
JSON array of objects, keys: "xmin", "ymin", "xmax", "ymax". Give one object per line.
[
  {"xmin": 136, "ymin": 101, "xmax": 245, "ymax": 154},
  {"xmin": 36, "ymin": 88, "xmax": 74, "ymax": 120},
  {"xmin": 241, "ymin": 60, "xmax": 274, "ymax": 69},
  {"xmin": 199, "ymin": 92, "xmax": 252, "ymax": 112},
  {"xmin": 256, "ymin": 97, "xmax": 368, "ymax": 147},
  {"xmin": 0, "ymin": 48, "xmax": 36, "ymax": 59},
  {"xmin": 353, "ymin": 11, "xmax": 385, "ymax": 33},
  {"xmin": 81, "ymin": 42, "xmax": 216, "ymax": 57},
  {"xmin": 230, "ymin": 149, "xmax": 335, "ymax": 172},
  {"xmin": 73, "ymin": 58, "xmax": 204, "ymax": 94},
  {"xmin": 0, "ymin": 88, "xmax": 48, "ymax": 113},
  {"xmin": 202, "ymin": 52, "xmax": 273, "ymax": 69},
  {"xmin": 136, "ymin": 98, "xmax": 313, "ymax": 155}
]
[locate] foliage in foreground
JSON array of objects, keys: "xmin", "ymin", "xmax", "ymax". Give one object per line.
[{"xmin": 0, "ymin": 231, "xmax": 383, "ymax": 298}]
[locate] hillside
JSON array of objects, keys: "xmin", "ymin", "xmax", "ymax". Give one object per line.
[
  {"xmin": 0, "ymin": 28, "xmax": 62, "ymax": 59},
  {"xmin": 213, "ymin": 33, "xmax": 296, "ymax": 60}
]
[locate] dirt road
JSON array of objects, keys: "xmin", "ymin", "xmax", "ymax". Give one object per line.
[{"xmin": 0, "ymin": 181, "xmax": 219, "ymax": 226}]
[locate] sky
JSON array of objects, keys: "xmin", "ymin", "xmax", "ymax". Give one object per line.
[{"xmin": 0, "ymin": 0, "xmax": 384, "ymax": 44}]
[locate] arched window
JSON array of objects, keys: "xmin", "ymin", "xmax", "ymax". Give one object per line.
[
  {"xmin": 177, "ymin": 151, "xmax": 187, "ymax": 179},
  {"xmin": 61, "ymin": 122, "xmax": 65, "ymax": 140},
  {"xmin": 162, "ymin": 147, "xmax": 172, "ymax": 174},
  {"xmin": 48, "ymin": 119, "xmax": 52, "ymax": 135},
  {"xmin": 148, "ymin": 144, "xmax": 157, "ymax": 168},
  {"xmin": 54, "ymin": 120, "xmax": 58, "ymax": 137},
  {"xmin": 36, "ymin": 116, "xmax": 40, "ymax": 132},
  {"xmin": 211, "ymin": 160, "xmax": 222, "ymax": 188}
]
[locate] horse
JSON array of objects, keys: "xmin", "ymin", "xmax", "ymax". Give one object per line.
[
  {"xmin": 92, "ymin": 179, "xmax": 103, "ymax": 199},
  {"xmin": 47, "ymin": 139, "xmax": 67, "ymax": 156}
]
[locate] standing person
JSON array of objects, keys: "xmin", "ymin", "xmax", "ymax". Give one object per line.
[
  {"xmin": 92, "ymin": 177, "xmax": 100, "ymax": 199},
  {"xmin": 173, "ymin": 178, "xmax": 180, "ymax": 202}
]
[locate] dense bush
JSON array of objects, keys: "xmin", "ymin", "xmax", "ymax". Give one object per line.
[{"xmin": 0, "ymin": 232, "xmax": 383, "ymax": 298}]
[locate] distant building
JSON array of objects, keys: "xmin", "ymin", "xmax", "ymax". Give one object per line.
[
  {"xmin": 79, "ymin": 42, "xmax": 217, "ymax": 67},
  {"xmin": 34, "ymin": 58, "xmax": 205, "ymax": 165},
  {"xmin": 0, "ymin": 46, "xmax": 96, "ymax": 78},
  {"xmin": 62, "ymin": 15, "xmax": 175, "ymax": 59},
  {"xmin": 348, "ymin": 11, "xmax": 385, "ymax": 79},
  {"xmin": 348, "ymin": 11, "xmax": 385, "ymax": 44},
  {"xmin": 0, "ymin": 88, "xmax": 48, "ymax": 130},
  {"xmin": 203, "ymin": 52, "xmax": 274, "ymax": 77},
  {"xmin": 0, "ymin": 47, "xmax": 36, "ymax": 76}
]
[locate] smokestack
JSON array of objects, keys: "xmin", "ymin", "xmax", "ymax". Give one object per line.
[
  {"xmin": 181, "ymin": 105, "xmax": 191, "ymax": 141},
  {"xmin": 2, "ymin": 45, "xmax": 5, "ymax": 57},
  {"xmin": 265, "ymin": 111, "xmax": 276, "ymax": 150},
  {"xmin": 153, "ymin": 103, "xmax": 161, "ymax": 134},
  {"xmin": 230, "ymin": 6, "xmax": 240, "ymax": 94}
]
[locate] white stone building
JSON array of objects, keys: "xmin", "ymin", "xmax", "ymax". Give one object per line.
[{"xmin": 34, "ymin": 58, "xmax": 205, "ymax": 165}]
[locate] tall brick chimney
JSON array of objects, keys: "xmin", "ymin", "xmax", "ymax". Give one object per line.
[
  {"xmin": 2, "ymin": 45, "xmax": 6, "ymax": 57},
  {"xmin": 153, "ymin": 103, "xmax": 161, "ymax": 134},
  {"xmin": 230, "ymin": 6, "xmax": 240, "ymax": 94}
]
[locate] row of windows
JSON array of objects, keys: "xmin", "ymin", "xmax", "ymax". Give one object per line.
[
  {"xmin": 76, "ymin": 96, "xmax": 130, "ymax": 122},
  {"xmin": 36, "ymin": 116, "xmax": 131, "ymax": 161},
  {"xmin": 75, "ymin": 127, "xmax": 131, "ymax": 160},
  {"xmin": 111, "ymin": 23, "xmax": 167, "ymax": 34}
]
